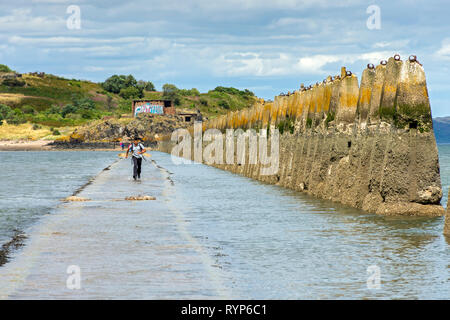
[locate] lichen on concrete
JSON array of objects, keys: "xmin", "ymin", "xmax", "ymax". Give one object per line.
[{"xmin": 158, "ymin": 54, "xmax": 444, "ymax": 220}]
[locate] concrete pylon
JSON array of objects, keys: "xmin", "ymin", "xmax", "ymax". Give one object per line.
[
  {"xmin": 335, "ymin": 71, "xmax": 359, "ymax": 125},
  {"xmin": 357, "ymin": 65, "xmax": 377, "ymax": 125},
  {"xmin": 380, "ymin": 56, "xmax": 403, "ymax": 124},
  {"xmin": 368, "ymin": 64, "xmax": 387, "ymax": 124},
  {"xmin": 396, "ymin": 58, "xmax": 433, "ymax": 131}
]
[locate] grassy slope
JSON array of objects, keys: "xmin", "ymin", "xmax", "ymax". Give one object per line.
[
  {"xmin": 0, "ymin": 121, "xmax": 74, "ymax": 140},
  {"xmin": 0, "ymin": 71, "xmax": 257, "ymax": 140},
  {"xmin": 0, "ymin": 74, "xmax": 115, "ymax": 111},
  {"xmin": 144, "ymin": 90, "xmax": 255, "ymax": 118}
]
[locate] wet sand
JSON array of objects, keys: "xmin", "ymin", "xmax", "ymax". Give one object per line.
[
  {"xmin": 0, "ymin": 140, "xmax": 52, "ymax": 151},
  {"xmin": 0, "ymin": 140, "xmax": 126, "ymax": 151}
]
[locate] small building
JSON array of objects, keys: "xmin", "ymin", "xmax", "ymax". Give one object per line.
[
  {"xmin": 132, "ymin": 100, "xmax": 175, "ymax": 117},
  {"xmin": 178, "ymin": 112, "xmax": 198, "ymax": 123}
]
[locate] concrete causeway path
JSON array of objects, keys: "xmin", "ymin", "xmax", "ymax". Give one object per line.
[{"xmin": 0, "ymin": 158, "xmax": 230, "ymax": 299}]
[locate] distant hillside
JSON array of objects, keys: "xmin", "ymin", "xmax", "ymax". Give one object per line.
[
  {"xmin": 0, "ymin": 64, "xmax": 257, "ymax": 132},
  {"xmin": 433, "ymin": 117, "xmax": 450, "ymax": 143}
]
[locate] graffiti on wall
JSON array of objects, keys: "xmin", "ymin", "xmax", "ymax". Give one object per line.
[{"xmin": 135, "ymin": 103, "xmax": 164, "ymax": 116}]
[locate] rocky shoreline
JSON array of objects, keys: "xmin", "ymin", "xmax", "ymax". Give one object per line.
[{"xmin": 0, "ymin": 140, "xmax": 157, "ymax": 151}]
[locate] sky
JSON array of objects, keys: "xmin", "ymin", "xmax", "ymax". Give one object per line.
[{"xmin": 1, "ymin": 0, "xmax": 449, "ymax": 116}]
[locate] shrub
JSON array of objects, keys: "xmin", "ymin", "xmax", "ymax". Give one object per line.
[
  {"xmin": 102, "ymin": 74, "xmax": 138, "ymax": 94},
  {"xmin": 218, "ymin": 100, "xmax": 230, "ymax": 110},
  {"xmin": 61, "ymin": 104, "xmax": 77, "ymax": 118},
  {"xmin": 162, "ymin": 84, "xmax": 181, "ymax": 105},
  {"xmin": 0, "ymin": 64, "xmax": 12, "ymax": 73},
  {"xmin": 3, "ymin": 78, "xmax": 25, "ymax": 87},
  {"xmin": 22, "ymin": 105, "xmax": 36, "ymax": 114},
  {"xmin": 277, "ymin": 118, "xmax": 295, "ymax": 134},
  {"xmin": 213, "ymin": 86, "xmax": 254, "ymax": 97},
  {"xmin": 72, "ymin": 95, "xmax": 96, "ymax": 111},
  {"xmin": 0, "ymin": 105, "xmax": 25, "ymax": 125},
  {"xmin": 179, "ymin": 88, "xmax": 200, "ymax": 96},
  {"xmin": 137, "ymin": 80, "xmax": 155, "ymax": 92},
  {"xmin": 68, "ymin": 81, "xmax": 81, "ymax": 88},
  {"xmin": 45, "ymin": 105, "xmax": 61, "ymax": 116},
  {"xmin": 119, "ymin": 86, "xmax": 142, "ymax": 100},
  {"xmin": 32, "ymin": 124, "xmax": 41, "ymax": 130},
  {"xmin": 7, "ymin": 114, "xmax": 26, "ymax": 125},
  {"xmin": 0, "ymin": 104, "xmax": 14, "ymax": 120}
]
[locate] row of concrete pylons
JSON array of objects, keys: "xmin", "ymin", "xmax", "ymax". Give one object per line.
[{"xmin": 183, "ymin": 54, "xmax": 432, "ymax": 135}]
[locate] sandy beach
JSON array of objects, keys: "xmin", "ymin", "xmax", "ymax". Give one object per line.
[
  {"xmin": 0, "ymin": 140, "xmax": 53, "ymax": 151},
  {"xmin": 0, "ymin": 140, "xmax": 126, "ymax": 151}
]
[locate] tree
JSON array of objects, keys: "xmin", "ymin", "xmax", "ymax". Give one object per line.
[
  {"xmin": 7, "ymin": 108, "xmax": 26, "ymax": 125},
  {"xmin": 119, "ymin": 86, "xmax": 142, "ymax": 100},
  {"xmin": 124, "ymin": 74, "xmax": 137, "ymax": 88},
  {"xmin": 0, "ymin": 104, "xmax": 14, "ymax": 120},
  {"xmin": 162, "ymin": 83, "xmax": 181, "ymax": 105},
  {"xmin": 61, "ymin": 104, "xmax": 77, "ymax": 118},
  {"xmin": 137, "ymin": 80, "xmax": 155, "ymax": 92},
  {"xmin": 72, "ymin": 95, "xmax": 95, "ymax": 110},
  {"xmin": 0, "ymin": 64, "xmax": 12, "ymax": 73},
  {"xmin": 106, "ymin": 94, "xmax": 114, "ymax": 111},
  {"xmin": 102, "ymin": 74, "xmax": 137, "ymax": 94}
]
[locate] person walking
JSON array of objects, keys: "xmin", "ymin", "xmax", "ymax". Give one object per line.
[{"xmin": 125, "ymin": 137, "xmax": 146, "ymax": 180}]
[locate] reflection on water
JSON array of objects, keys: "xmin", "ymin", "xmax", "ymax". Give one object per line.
[
  {"xmin": 0, "ymin": 148, "xmax": 448, "ymax": 299},
  {"xmin": 0, "ymin": 151, "xmax": 116, "ymax": 247},
  {"xmin": 155, "ymin": 152, "xmax": 449, "ymax": 299}
]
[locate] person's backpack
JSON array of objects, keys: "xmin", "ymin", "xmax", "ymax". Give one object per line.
[{"xmin": 129, "ymin": 143, "xmax": 144, "ymax": 155}]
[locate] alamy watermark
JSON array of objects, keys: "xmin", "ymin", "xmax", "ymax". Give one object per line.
[
  {"xmin": 66, "ymin": 265, "xmax": 81, "ymax": 290},
  {"xmin": 66, "ymin": 5, "xmax": 81, "ymax": 30},
  {"xmin": 366, "ymin": 265, "xmax": 381, "ymax": 289},
  {"xmin": 170, "ymin": 122, "xmax": 280, "ymax": 175},
  {"xmin": 366, "ymin": 5, "xmax": 381, "ymax": 30}
]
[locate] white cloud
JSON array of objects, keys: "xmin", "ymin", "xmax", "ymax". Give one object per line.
[
  {"xmin": 436, "ymin": 39, "xmax": 450, "ymax": 60},
  {"xmin": 212, "ymin": 51, "xmax": 395, "ymax": 77},
  {"xmin": 0, "ymin": 8, "xmax": 65, "ymax": 33}
]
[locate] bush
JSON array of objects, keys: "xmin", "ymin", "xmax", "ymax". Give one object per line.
[
  {"xmin": 179, "ymin": 88, "xmax": 200, "ymax": 96},
  {"xmin": 45, "ymin": 105, "xmax": 61, "ymax": 116},
  {"xmin": 162, "ymin": 84, "xmax": 181, "ymax": 105},
  {"xmin": 218, "ymin": 100, "xmax": 230, "ymax": 110},
  {"xmin": 0, "ymin": 104, "xmax": 14, "ymax": 120},
  {"xmin": 22, "ymin": 105, "xmax": 36, "ymax": 114},
  {"xmin": 137, "ymin": 80, "xmax": 155, "ymax": 92},
  {"xmin": 69, "ymin": 81, "xmax": 81, "ymax": 88},
  {"xmin": 3, "ymin": 78, "xmax": 25, "ymax": 87},
  {"xmin": 32, "ymin": 124, "xmax": 41, "ymax": 130},
  {"xmin": 61, "ymin": 104, "xmax": 77, "ymax": 118},
  {"xmin": 212, "ymin": 86, "xmax": 254, "ymax": 97},
  {"xmin": 119, "ymin": 86, "xmax": 142, "ymax": 100},
  {"xmin": 72, "ymin": 95, "xmax": 96, "ymax": 111},
  {"xmin": 64, "ymin": 113, "xmax": 82, "ymax": 120},
  {"xmin": 0, "ymin": 104, "xmax": 25, "ymax": 125},
  {"xmin": 102, "ymin": 74, "xmax": 138, "ymax": 94},
  {"xmin": 7, "ymin": 113, "xmax": 26, "ymax": 125},
  {"xmin": 0, "ymin": 64, "xmax": 12, "ymax": 73}
]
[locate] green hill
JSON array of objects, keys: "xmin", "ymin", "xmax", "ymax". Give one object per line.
[{"xmin": 0, "ymin": 65, "xmax": 257, "ymax": 137}]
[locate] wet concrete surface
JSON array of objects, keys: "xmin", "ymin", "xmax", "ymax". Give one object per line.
[{"xmin": 0, "ymin": 158, "xmax": 230, "ymax": 299}]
